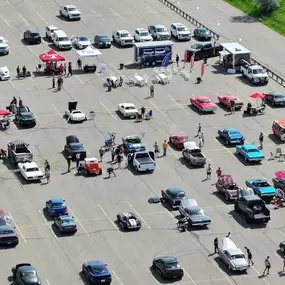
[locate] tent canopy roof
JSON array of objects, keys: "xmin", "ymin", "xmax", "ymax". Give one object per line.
[
  {"xmin": 39, "ymin": 49, "xmax": 65, "ymax": 62},
  {"xmin": 76, "ymin": 46, "xmax": 102, "ymax": 58}
]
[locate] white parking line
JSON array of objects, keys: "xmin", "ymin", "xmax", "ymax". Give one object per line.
[
  {"xmin": 30, "ymin": 77, "xmax": 38, "ymax": 87},
  {"xmin": 45, "ymin": 278, "xmax": 51, "ymax": 285},
  {"xmin": 9, "ymin": 80, "xmax": 16, "ymax": 88},
  {"xmin": 112, "ymin": 271, "xmax": 124, "ymax": 285},
  {"xmin": 69, "ymin": 207, "xmax": 89, "ymax": 236},
  {"xmin": 18, "ymin": 12, "xmax": 29, "ymax": 26},
  {"xmin": 146, "ymin": 6, "xmax": 159, "ymax": 16},
  {"xmin": 213, "ymin": 137, "xmax": 236, "ymax": 158},
  {"xmin": 194, "ymin": 278, "xmax": 225, "ymax": 283},
  {"xmin": 127, "ymin": 202, "xmax": 151, "ymax": 229},
  {"xmin": 75, "ymin": 75, "xmax": 83, "ymax": 84},
  {"xmin": 99, "ymin": 101, "xmax": 118, "ymax": 120},
  {"xmin": 251, "ymin": 265, "xmax": 270, "ymax": 285},
  {"xmin": 210, "ymin": 260, "xmax": 234, "ymax": 285},
  {"xmin": 26, "ymin": 46, "xmax": 38, "ymax": 58},
  {"xmin": 128, "ymin": 8, "xmax": 141, "ymax": 17},
  {"xmin": 109, "ymin": 8, "xmax": 124, "ymax": 20},
  {"xmin": 168, "ymin": 147, "xmax": 179, "ymax": 159},
  {"xmin": 98, "ymin": 204, "xmax": 118, "ymax": 230},
  {"xmin": 148, "ymin": 99, "xmax": 167, "ymax": 117},
  {"xmin": 169, "ymin": 95, "xmax": 192, "ymax": 116},
  {"xmin": 182, "ymin": 267, "xmax": 197, "ymax": 285},
  {"xmin": 33, "ymin": 112, "xmax": 43, "ymax": 127},
  {"xmin": 38, "ymin": 210, "xmax": 58, "ymax": 240},
  {"xmin": 0, "ymin": 15, "xmax": 12, "ymax": 28},
  {"xmin": 36, "ymin": 12, "xmax": 48, "ymax": 24},
  {"xmin": 91, "ymin": 9, "xmax": 104, "ymax": 20},
  {"xmin": 8, "ymin": 212, "xmax": 27, "ymax": 243}
]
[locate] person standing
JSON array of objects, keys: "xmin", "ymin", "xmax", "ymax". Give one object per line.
[
  {"xmin": 216, "ymin": 167, "xmax": 222, "ymax": 178},
  {"xmin": 154, "ymin": 142, "xmax": 160, "ymax": 158},
  {"xmin": 140, "ymin": 106, "xmax": 146, "ymax": 119},
  {"xmin": 107, "ymin": 167, "xmax": 116, "ymax": 178},
  {"xmin": 77, "ymin": 58, "xmax": 82, "ymax": 70},
  {"xmin": 99, "ymin": 147, "xmax": 105, "ymax": 162},
  {"xmin": 214, "ymin": 237, "xmax": 218, "ymax": 253},
  {"xmin": 111, "ymin": 147, "xmax": 116, "ymax": 162},
  {"xmin": 230, "ymin": 99, "xmax": 235, "ymax": 114},
  {"xmin": 176, "ymin": 54, "xmax": 180, "ymax": 67},
  {"xmin": 245, "ymin": 247, "xmax": 254, "ymax": 265},
  {"xmin": 263, "ymin": 256, "xmax": 271, "ymax": 275},
  {"xmin": 52, "ymin": 75, "xmax": 56, "ymax": 88},
  {"xmin": 197, "ymin": 123, "xmax": 202, "ymax": 136},
  {"xmin": 64, "ymin": 63, "xmax": 67, "ymax": 75},
  {"xmin": 68, "ymin": 62, "xmax": 73, "ymax": 76},
  {"xmin": 22, "ymin": 66, "xmax": 26, "ymax": 78},
  {"xmin": 199, "ymin": 137, "xmax": 203, "ymax": 149},
  {"xmin": 162, "ymin": 140, "xmax": 168, "ymax": 156},
  {"xmin": 206, "ymin": 164, "xmax": 212, "ymax": 180},
  {"xmin": 200, "ymin": 132, "xmax": 205, "ymax": 145},
  {"xmin": 67, "ymin": 155, "xmax": 71, "ymax": 172},
  {"xmin": 19, "ymin": 97, "xmax": 23, "ymax": 107},
  {"xmin": 75, "ymin": 152, "xmax": 81, "ymax": 168},
  {"xmin": 44, "ymin": 160, "xmax": 50, "ymax": 172},
  {"xmin": 45, "ymin": 169, "xmax": 50, "ymax": 183},
  {"xmin": 259, "ymin": 132, "xmax": 264, "ymax": 150},
  {"xmin": 150, "ymin": 84, "xmax": 154, "ymax": 98},
  {"xmin": 117, "ymin": 154, "xmax": 122, "ymax": 169},
  {"xmin": 16, "ymin": 66, "xmax": 20, "ymax": 79}
]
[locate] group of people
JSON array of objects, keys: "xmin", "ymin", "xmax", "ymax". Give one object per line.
[
  {"xmin": 16, "ymin": 66, "xmax": 27, "ymax": 79},
  {"xmin": 106, "ymin": 76, "xmax": 124, "ymax": 91}
]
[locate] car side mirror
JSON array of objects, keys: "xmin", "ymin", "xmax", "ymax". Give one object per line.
[{"xmin": 12, "ymin": 268, "xmax": 15, "ymax": 273}]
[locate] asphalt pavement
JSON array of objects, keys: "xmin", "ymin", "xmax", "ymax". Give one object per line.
[{"xmin": 1, "ymin": 0, "xmax": 285, "ymax": 285}]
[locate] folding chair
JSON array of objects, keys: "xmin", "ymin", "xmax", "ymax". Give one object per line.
[
  {"xmin": 276, "ymin": 148, "xmax": 283, "ymax": 161},
  {"xmin": 269, "ymin": 152, "xmax": 275, "ymax": 160}
]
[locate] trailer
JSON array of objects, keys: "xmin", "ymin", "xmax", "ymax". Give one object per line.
[{"xmin": 133, "ymin": 40, "xmax": 174, "ymax": 67}]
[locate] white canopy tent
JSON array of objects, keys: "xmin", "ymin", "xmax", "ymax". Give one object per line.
[{"xmin": 76, "ymin": 46, "xmax": 103, "ymax": 59}]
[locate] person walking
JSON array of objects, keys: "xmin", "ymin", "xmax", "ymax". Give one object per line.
[
  {"xmin": 199, "ymin": 137, "xmax": 203, "ymax": 149},
  {"xmin": 230, "ymin": 99, "xmax": 235, "ymax": 114},
  {"xmin": 259, "ymin": 132, "xmax": 264, "ymax": 150},
  {"xmin": 44, "ymin": 160, "xmax": 50, "ymax": 172},
  {"xmin": 75, "ymin": 152, "xmax": 81, "ymax": 168},
  {"xmin": 206, "ymin": 164, "xmax": 212, "ymax": 180},
  {"xmin": 150, "ymin": 84, "xmax": 154, "ymax": 98},
  {"xmin": 154, "ymin": 142, "xmax": 160, "ymax": 158},
  {"xmin": 111, "ymin": 147, "xmax": 116, "ymax": 162},
  {"xmin": 214, "ymin": 237, "xmax": 218, "ymax": 253},
  {"xmin": 263, "ymin": 256, "xmax": 271, "ymax": 275},
  {"xmin": 140, "ymin": 106, "xmax": 146, "ymax": 119},
  {"xmin": 216, "ymin": 167, "xmax": 222, "ymax": 178},
  {"xmin": 45, "ymin": 169, "xmax": 50, "ymax": 183},
  {"xmin": 197, "ymin": 123, "xmax": 202, "ymax": 136},
  {"xmin": 117, "ymin": 154, "xmax": 122, "ymax": 169},
  {"xmin": 22, "ymin": 65, "xmax": 26, "ymax": 78},
  {"xmin": 57, "ymin": 77, "xmax": 61, "ymax": 90},
  {"xmin": 77, "ymin": 58, "xmax": 82, "ymax": 70},
  {"xmin": 245, "ymin": 247, "xmax": 254, "ymax": 265},
  {"xmin": 162, "ymin": 140, "xmax": 168, "ymax": 156},
  {"xmin": 18, "ymin": 97, "xmax": 23, "ymax": 107},
  {"xmin": 107, "ymin": 167, "xmax": 116, "ymax": 178},
  {"xmin": 16, "ymin": 66, "xmax": 20, "ymax": 79},
  {"xmin": 52, "ymin": 75, "xmax": 56, "ymax": 88},
  {"xmin": 67, "ymin": 155, "xmax": 71, "ymax": 172},
  {"xmin": 99, "ymin": 147, "xmax": 105, "ymax": 162},
  {"xmin": 282, "ymin": 256, "xmax": 285, "ymax": 271},
  {"xmin": 64, "ymin": 63, "xmax": 67, "ymax": 75},
  {"xmin": 200, "ymin": 132, "xmax": 205, "ymax": 145},
  {"xmin": 68, "ymin": 62, "xmax": 73, "ymax": 76},
  {"xmin": 176, "ymin": 54, "xmax": 180, "ymax": 67}
]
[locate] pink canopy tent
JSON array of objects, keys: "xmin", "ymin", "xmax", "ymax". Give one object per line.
[{"xmin": 39, "ymin": 49, "xmax": 65, "ymax": 63}]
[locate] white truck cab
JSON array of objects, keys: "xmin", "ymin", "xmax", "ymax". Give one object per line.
[
  {"xmin": 170, "ymin": 23, "xmax": 191, "ymax": 41},
  {"xmin": 59, "ymin": 5, "xmax": 81, "ymax": 20},
  {"xmin": 45, "ymin": 25, "xmax": 59, "ymax": 40}
]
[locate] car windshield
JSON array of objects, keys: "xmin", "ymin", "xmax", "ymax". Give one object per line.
[
  {"xmin": 247, "ymin": 148, "xmax": 259, "ymax": 153},
  {"xmin": 274, "ymin": 94, "xmax": 284, "ymax": 98},
  {"xmin": 0, "ymin": 229, "xmax": 14, "ymax": 234},
  {"xmin": 191, "ymin": 44, "xmax": 203, "ymax": 49},
  {"xmin": 20, "ymin": 271, "xmax": 36, "ymax": 277},
  {"xmin": 0, "ymin": 39, "xmax": 5, "ymax": 43},
  {"xmin": 179, "ymin": 136, "xmax": 189, "ymax": 141},
  {"xmin": 171, "ymin": 192, "xmax": 185, "ymax": 198},
  {"xmin": 0, "ymin": 218, "xmax": 7, "ymax": 226},
  {"xmin": 68, "ymin": 8, "xmax": 76, "ymax": 11},
  {"xmin": 125, "ymin": 106, "xmax": 136, "ymax": 110},
  {"xmin": 91, "ymin": 266, "xmax": 106, "ymax": 274},
  {"xmin": 140, "ymin": 32, "xmax": 149, "ymax": 36},
  {"xmin": 254, "ymin": 181, "xmax": 270, "ymax": 187},
  {"xmin": 165, "ymin": 262, "xmax": 179, "ymax": 269},
  {"xmin": 178, "ymin": 27, "xmax": 186, "ymax": 31},
  {"xmin": 58, "ymin": 37, "xmax": 69, "ymax": 41},
  {"xmin": 136, "ymin": 153, "xmax": 149, "ymax": 158},
  {"xmin": 22, "ymin": 113, "xmax": 33, "ymax": 118},
  {"xmin": 99, "ymin": 36, "xmax": 109, "ymax": 41},
  {"xmin": 231, "ymin": 254, "xmax": 245, "ymax": 260},
  {"xmin": 200, "ymin": 29, "xmax": 209, "ymax": 34},
  {"xmin": 70, "ymin": 144, "xmax": 82, "ymax": 150},
  {"xmin": 121, "ymin": 33, "xmax": 130, "ymax": 37},
  {"xmin": 78, "ymin": 36, "xmax": 88, "ymax": 41},
  {"xmin": 31, "ymin": 32, "xmax": 40, "ymax": 36},
  {"xmin": 26, "ymin": 167, "xmax": 40, "ymax": 172},
  {"xmin": 52, "ymin": 203, "xmax": 65, "ymax": 207},
  {"xmin": 253, "ymin": 68, "xmax": 265, "ymax": 74},
  {"xmin": 126, "ymin": 137, "xmax": 141, "ymax": 143},
  {"xmin": 248, "ymin": 200, "xmax": 264, "ymax": 208},
  {"xmin": 62, "ymin": 218, "xmax": 74, "ymax": 224},
  {"xmin": 198, "ymin": 99, "xmax": 211, "ymax": 103},
  {"xmin": 156, "ymin": 27, "xmax": 167, "ymax": 32},
  {"xmin": 72, "ymin": 110, "xmax": 82, "ymax": 114},
  {"xmin": 190, "ymin": 208, "xmax": 203, "ymax": 215}
]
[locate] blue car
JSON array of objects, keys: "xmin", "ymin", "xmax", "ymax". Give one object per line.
[
  {"xmin": 82, "ymin": 261, "xmax": 112, "ymax": 284},
  {"xmin": 236, "ymin": 144, "xmax": 265, "ymax": 162},
  {"xmin": 218, "ymin": 128, "xmax": 244, "ymax": 145},
  {"xmin": 45, "ymin": 199, "xmax": 68, "ymax": 217},
  {"xmin": 246, "ymin": 179, "xmax": 276, "ymax": 200},
  {"xmin": 122, "ymin": 135, "xmax": 145, "ymax": 153}
]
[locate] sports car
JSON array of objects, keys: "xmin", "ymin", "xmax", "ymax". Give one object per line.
[
  {"xmin": 65, "ymin": 101, "xmax": 86, "ymax": 122},
  {"xmin": 12, "ymin": 264, "xmax": 41, "ymax": 285},
  {"xmin": 179, "ymin": 198, "xmax": 211, "ymax": 226},
  {"xmin": 236, "ymin": 144, "xmax": 264, "ymax": 162},
  {"xmin": 71, "ymin": 35, "xmax": 91, "ymax": 49},
  {"xmin": 54, "ymin": 215, "xmax": 77, "ymax": 234},
  {"xmin": 161, "ymin": 187, "xmax": 186, "ymax": 209},
  {"xmin": 118, "ymin": 103, "xmax": 138, "ymax": 118},
  {"xmin": 82, "ymin": 261, "xmax": 112, "ymax": 284},
  {"xmin": 122, "ymin": 135, "xmax": 145, "ymax": 153},
  {"xmin": 117, "ymin": 212, "xmax": 142, "ymax": 230},
  {"xmin": 216, "ymin": 175, "xmax": 238, "ymax": 201},
  {"xmin": 272, "ymin": 171, "xmax": 285, "ymax": 191},
  {"xmin": 46, "ymin": 198, "xmax": 68, "ymax": 217},
  {"xmin": 169, "ymin": 133, "xmax": 191, "ymax": 149},
  {"xmin": 190, "ymin": 96, "xmax": 217, "ymax": 112},
  {"xmin": 217, "ymin": 95, "xmax": 243, "ymax": 110},
  {"xmin": 218, "ymin": 128, "xmax": 244, "ymax": 145},
  {"xmin": 18, "ymin": 162, "xmax": 44, "ymax": 181},
  {"xmin": 246, "ymin": 179, "xmax": 276, "ymax": 200}
]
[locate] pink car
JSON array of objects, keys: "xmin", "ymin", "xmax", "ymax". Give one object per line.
[
  {"xmin": 169, "ymin": 133, "xmax": 191, "ymax": 149},
  {"xmin": 190, "ymin": 96, "xmax": 217, "ymax": 112}
]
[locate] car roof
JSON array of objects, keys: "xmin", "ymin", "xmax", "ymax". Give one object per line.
[
  {"xmin": 117, "ymin": 30, "xmax": 130, "ymax": 33},
  {"xmin": 119, "ymin": 103, "xmax": 135, "ymax": 107},
  {"xmin": 225, "ymin": 128, "xmax": 241, "ymax": 132},
  {"xmin": 0, "ymin": 36, "xmax": 5, "ymax": 40},
  {"xmin": 167, "ymin": 187, "xmax": 184, "ymax": 194},
  {"xmin": 50, "ymin": 198, "xmax": 64, "ymax": 203},
  {"xmin": 270, "ymin": 92, "xmax": 285, "ymax": 96},
  {"xmin": 65, "ymin": 4, "xmax": 77, "ymax": 8},
  {"xmin": 242, "ymin": 144, "xmax": 257, "ymax": 149},
  {"xmin": 227, "ymin": 248, "xmax": 244, "ymax": 255},
  {"xmin": 18, "ymin": 265, "xmax": 36, "ymax": 272},
  {"xmin": 171, "ymin": 133, "xmax": 188, "ymax": 137},
  {"xmin": 28, "ymin": 30, "xmax": 40, "ymax": 33},
  {"xmin": 136, "ymin": 28, "xmax": 148, "ymax": 32},
  {"xmin": 196, "ymin": 28, "xmax": 208, "ymax": 31},
  {"xmin": 159, "ymin": 256, "xmax": 178, "ymax": 263},
  {"xmin": 153, "ymin": 24, "xmax": 166, "ymax": 28},
  {"xmin": 59, "ymin": 215, "xmax": 73, "ymax": 220},
  {"xmin": 196, "ymin": 96, "xmax": 210, "ymax": 100},
  {"xmin": 125, "ymin": 135, "xmax": 140, "ymax": 138},
  {"xmin": 22, "ymin": 162, "xmax": 38, "ymax": 168},
  {"xmin": 172, "ymin": 23, "xmax": 185, "ymax": 26},
  {"xmin": 247, "ymin": 179, "xmax": 266, "ymax": 183},
  {"xmin": 47, "ymin": 25, "xmax": 58, "ymax": 29},
  {"xmin": 244, "ymin": 195, "xmax": 261, "ymax": 201},
  {"xmin": 87, "ymin": 261, "xmax": 106, "ymax": 267},
  {"xmin": 66, "ymin": 135, "xmax": 79, "ymax": 143}
]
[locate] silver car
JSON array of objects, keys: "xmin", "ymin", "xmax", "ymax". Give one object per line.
[{"xmin": 218, "ymin": 238, "xmax": 248, "ymax": 272}]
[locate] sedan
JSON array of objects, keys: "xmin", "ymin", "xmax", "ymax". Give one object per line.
[
  {"xmin": 23, "ymin": 30, "xmax": 41, "ymax": 44},
  {"xmin": 94, "ymin": 35, "xmax": 111, "ymax": 48},
  {"xmin": 54, "ymin": 215, "xmax": 77, "ymax": 234},
  {"xmin": 190, "ymin": 96, "xmax": 217, "ymax": 112},
  {"xmin": 218, "ymin": 128, "xmax": 244, "ymax": 145},
  {"xmin": 169, "ymin": 133, "xmax": 190, "ymax": 149},
  {"xmin": 71, "ymin": 35, "xmax": 91, "ymax": 49},
  {"xmin": 82, "ymin": 261, "xmax": 112, "ymax": 284},
  {"xmin": 15, "ymin": 105, "xmax": 36, "ymax": 127},
  {"xmin": 236, "ymin": 144, "xmax": 264, "ymax": 162},
  {"xmin": 12, "ymin": 263, "xmax": 41, "ymax": 285},
  {"xmin": 152, "ymin": 256, "xmax": 184, "ymax": 280},
  {"xmin": 46, "ymin": 198, "xmax": 68, "ymax": 217},
  {"xmin": 0, "ymin": 36, "xmax": 9, "ymax": 55},
  {"xmin": 193, "ymin": 28, "xmax": 212, "ymax": 41},
  {"xmin": 161, "ymin": 187, "xmax": 186, "ymax": 209},
  {"xmin": 272, "ymin": 171, "xmax": 285, "ymax": 191},
  {"xmin": 245, "ymin": 179, "xmax": 276, "ymax": 201},
  {"xmin": 265, "ymin": 92, "xmax": 285, "ymax": 106},
  {"xmin": 118, "ymin": 103, "xmax": 138, "ymax": 118},
  {"xmin": 217, "ymin": 95, "xmax": 243, "ymax": 110}
]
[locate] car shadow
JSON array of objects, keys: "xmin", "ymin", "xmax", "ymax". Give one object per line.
[
  {"xmin": 214, "ymin": 136, "xmax": 238, "ymax": 148},
  {"xmin": 47, "ymin": 43, "xmax": 55, "ymax": 49},
  {"xmin": 1, "ymin": 158, "xmax": 18, "ymax": 170},
  {"xmin": 216, "ymin": 102, "xmax": 231, "ymax": 112},
  {"xmin": 123, "ymin": 62, "xmax": 141, "ymax": 70},
  {"xmin": 229, "ymin": 210, "xmax": 268, "ymax": 229},
  {"xmin": 127, "ymin": 163, "xmax": 154, "ymax": 176},
  {"xmin": 149, "ymin": 266, "xmax": 178, "ymax": 284},
  {"xmin": 268, "ymin": 133, "xmax": 283, "ymax": 145},
  {"xmin": 13, "ymin": 171, "xmax": 30, "ymax": 185},
  {"xmin": 20, "ymin": 39, "xmax": 41, "ymax": 46},
  {"xmin": 211, "ymin": 191, "xmax": 234, "ymax": 205},
  {"xmin": 42, "ymin": 208, "xmax": 53, "ymax": 222},
  {"xmin": 14, "ymin": 122, "xmax": 36, "ymax": 130},
  {"xmin": 78, "ymin": 271, "xmax": 90, "ymax": 285},
  {"xmin": 42, "ymin": 36, "xmax": 51, "ymax": 43},
  {"xmin": 56, "ymin": 15, "xmax": 72, "ymax": 22},
  {"xmin": 276, "ymin": 249, "xmax": 284, "ymax": 257},
  {"xmin": 115, "ymin": 110, "xmax": 129, "ymax": 120},
  {"xmin": 178, "ymin": 157, "xmax": 203, "ymax": 169},
  {"xmin": 187, "ymin": 104, "xmax": 216, "ymax": 115},
  {"xmin": 51, "ymin": 223, "xmax": 76, "ymax": 237},
  {"xmin": 213, "ymin": 256, "xmax": 249, "ymax": 276},
  {"xmin": 160, "ymin": 201, "xmax": 178, "ymax": 212},
  {"xmin": 234, "ymin": 152, "xmax": 262, "ymax": 166}
]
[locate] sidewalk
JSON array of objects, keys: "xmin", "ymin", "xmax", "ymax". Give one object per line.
[{"xmin": 176, "ymin": 0, "xmax": 285, "ymax": 78}]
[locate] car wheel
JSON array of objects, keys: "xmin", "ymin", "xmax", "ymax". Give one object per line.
[
  {"xmin": 225, "ymin": 195, "xmax": 229, "ymax": 201},
  {"xmin": 68, "ymin": 15, "xmax": 71, "ymax": 20},
  {"xmin": 281, "ymin": 247, "xmax": 285, "ymax": 253},
  {"xmin": 195, "ymin": 54, "xmax": 200, "ymax": 61},
  {"xmin": 228, "ymin": 264, "xmax": 231, "ymax": 271},
  {"xmin": 134, "ymin": 165, "xmax": 138, "ymax": 171}
]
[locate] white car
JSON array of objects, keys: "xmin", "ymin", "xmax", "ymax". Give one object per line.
[
  {"xmin": 170, "ymin": 23, "xmax": 191, "ymax": 41},
  {"xmin": 59, "ymin": 5, "xmax": 81, "ymax": 20},
  {"xmin": 134, "ymin": 28, "xmax": 152, "ymax": 42},
  {"xmin": 118, "ymin": 103, "xmax": 138, "ymax": 118},
  {"xmin": 0, "ymin": 36, "xmax": 9, "ymax": 55},
  {"xmin": 71, "ymin": 36, "xmax": 91, "ymax": 49},
  {"xmin": 65, "ymin": 109, "xmax": 86, "ymax": 122},
  {"xmin": 112, "ymin": 30, "xmax": 134, "ymax": 47},
  {"xmin": 45, "ymin": 25, "xmax": 59, "ymax": 40},
  {"xmin": 18, "ymin": 162, "xmax": 44, "ymax": 181},
  {"xmin": 0, "ymin": 66, "xmax": 10, "ymax": 81}
]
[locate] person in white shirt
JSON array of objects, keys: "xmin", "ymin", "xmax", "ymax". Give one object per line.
[{"xmin": 206, "ymin": 164, "xmax": 212, "ymax": 180}]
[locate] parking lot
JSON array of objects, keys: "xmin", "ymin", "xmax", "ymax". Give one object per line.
[{"xmin": 1, "ymin": 0, "xmax": 285, "ymax": 285}]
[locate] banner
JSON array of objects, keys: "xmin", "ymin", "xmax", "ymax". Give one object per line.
[
  {"xmin": 190, "ymin": 55, "xmax": 195, "ymax": 69},
  {"xmin": 184, "ymin": 50, "xmax": 188, "ymax": 62},
  {"xmin": 201, "ymin": 63, "xmax": 205, "ymax": 77},
  {"xmin": 161, "ymin": 52, "xmax": 172, "ymax": 68}
]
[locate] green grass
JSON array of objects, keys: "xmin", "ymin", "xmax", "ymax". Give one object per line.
[{"xmin": 225, "ymin": 0, "xmax": 285, "ymax": 36}]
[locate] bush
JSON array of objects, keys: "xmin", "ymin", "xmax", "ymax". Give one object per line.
[{"xmin": 255, "ymin": 0, "xmax": 281, "ymax": 12}]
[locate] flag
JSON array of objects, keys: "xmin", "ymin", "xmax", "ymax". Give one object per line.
[
  {"xmin": 184, "ymin": 50, "xmax": 188, "ymax": 62},
  {"xmin": 201, "ymin": 63, "xmax": 205, "ymax": 77},
  {"xmin": 190, "ymin": 55, "xmax": 195, "ymax": 68},
  {"xmin": 161, "ymin": 52, "xmax": 172, "ymax": 68}
]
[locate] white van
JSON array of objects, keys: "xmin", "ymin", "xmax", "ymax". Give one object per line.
[{"xmin": 52, "ymin": 30, "xmax": 72, "ymax": 50}]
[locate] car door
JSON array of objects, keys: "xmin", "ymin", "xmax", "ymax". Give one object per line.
[
  {"xmin": 149, "ymin": 151, "xmax": 155, "ymax": 161},
  {"xmin": 165, "ymin": 189, "xmax": 172, "ymax": 204},
  {"xmin": 16, "ymin": 270, "xmax": 22, "ymax": 284}
]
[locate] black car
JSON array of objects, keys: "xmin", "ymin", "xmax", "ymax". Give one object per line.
[
  {"xmin": 265, "ymin": 92, "xmax": 285, "ymax": 106},
  {"xmin": 94, "ymin": 35, "xmax": 111, "ymax": 48},
  {"xmin": 12, "ymin": 263, "xmax": 41, "ymax": 285},
  {"xmin": 15, "ymin": 105, "xmax": 36, "ymax": 127},
  {"xmin": 152, "ymin": 256, "xmax": 184, "ymax": 280},
  {"xmin": 64, "ymin": 135, "xmax": 86, "ymax": 159},
  {"xmin": 23, "ymin": 30, "xmax": 41, "ymax": 44},
  {"xmin": 193, "ymin": 28, "xmax": 212, "ymax": 41},
  {"xmin": 82, "ymin": 261, "xmax": 112, "ymax": 284},
  {"xmin": 186, "ymin": 42, "xmax": 222, "ymax": 61},
  {"xmin": 117, "ymin": 212, "xmax": 142, "ymax": 230},
  {"xmin": 279, "ymin": 241, "xmax": 285, "ymax": 253},
  {"xmin": 161, "ymin": 187, "xmax": 186, "ymax": 209}
]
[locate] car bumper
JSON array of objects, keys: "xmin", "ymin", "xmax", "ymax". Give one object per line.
[
  {"xmin": 70, "ymin": 117, "xmax": 86, "ymax": 122},
  {"xmin": 0, "ymin": 238, "xmax": 19, "ymax": 245},
  {"xmin": 25, "ymin": 176, "xmax": 44, "ymax": 180},
  {"xmin": 0, "ymin": 49, "xmax": 9, "ymax": 54},
  {"xmin": 19, "ymin": 120, "xmax": 36, "ymax": 126},
  {"xmin": 90, "ymin": 277, "xmax": 112, "ymax": 284},
  {"xmin": 247, "ymin": 157, "xmax": 264, "ymax": 161},
  {"xmin": 29, "ymin": 39, "xmax": 41, "ymax": 44},
  {"xmin": 71, "ymin": 152, "xmax": 87, "ymax": 160},
  {"xmin": 201, "ymin": 108, "xmax": 217, "ymax": 112},
  {"xmin": 98, "ymin": 43, "xmax": 111, "ymax": 48},
  {"xmin": 61, "ymin": 227, "xmax": 77, "ymax": 233}
]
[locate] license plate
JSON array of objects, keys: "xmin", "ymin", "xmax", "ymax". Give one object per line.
[
  {"xmin": 231, "ymin": 140, "xmax": 239, "ymax": 143},
  {"xmin": 101, "ymin": 280, "xmax": 105, "ymax": 282},
  {"xmin": 7, "ymin": 242, "xmax": 11, "ymax": 244}
]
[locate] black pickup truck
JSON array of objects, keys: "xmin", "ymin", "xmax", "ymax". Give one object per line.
[
  {"xmin": 186, "ymin": 42, "xmax": 222, "ymax": 61},
  {"xmin": 234, "ymin": 188, "xmax": 270, "ymax": 224}
]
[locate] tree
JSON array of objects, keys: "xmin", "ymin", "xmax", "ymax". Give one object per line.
[{"xmin": 255, "ymin": 0, "xmax": 280, "ymax": 12}]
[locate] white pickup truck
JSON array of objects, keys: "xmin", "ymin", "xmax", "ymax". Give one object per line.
[
  {"xmin": 112, "ymin": 30, "xmax": 134, "ymax": 47},
  {"xmin": 240, "ymin": 59, "xmax": 269, "ymax": 85},
  {"xmin": 59, "ymin": 5, "xmax": 81, "ymax": 20},
  {"xmin": 127, "ymin": 151, "xmax": 155, "ymax": 172}
]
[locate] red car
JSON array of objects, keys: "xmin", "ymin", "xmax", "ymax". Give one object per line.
[
  {"xmin": 190, "ymin": 96, "xmax": 217, "ymax": 112},
  {"xmin": 169, "ymin": 133, "xmax": 191, "ymax": 149},
  {"xmin": 217, "ymin": 95, "xmax": 243, "ymax": 110}
]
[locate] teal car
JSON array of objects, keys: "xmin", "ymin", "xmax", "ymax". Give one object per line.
[
  {"xmin": 246, "ymin": 179, "xmax": 276, "ymax": 201},
  {"xmin": 236, "ymin": 144, "xmax": 264, "ymax": 162}
]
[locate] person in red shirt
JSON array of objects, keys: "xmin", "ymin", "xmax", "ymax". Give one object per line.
[{"xmin": 216, "ymin": 167, "xmax": 222, "ymax": 177}]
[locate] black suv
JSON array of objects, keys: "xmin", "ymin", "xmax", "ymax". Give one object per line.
[
  {"xmin": 23, "ymin": 30, "xmax": 41, "ymax": 44},
  {"xmin": 234, "ymin": 188, "xmax": 270, "ymax": 224},
  {"xmin": 186, "ymin": 42, "xmax": 222, "ymax": 61},
  {"xmin": 15, "ymin": 105, "xmax": 36, "ymax": 127}
]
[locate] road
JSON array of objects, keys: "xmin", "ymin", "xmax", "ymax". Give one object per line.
[{"xmin": 0, "ymin": 0, "xmax": 285, "ymax": 284}]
